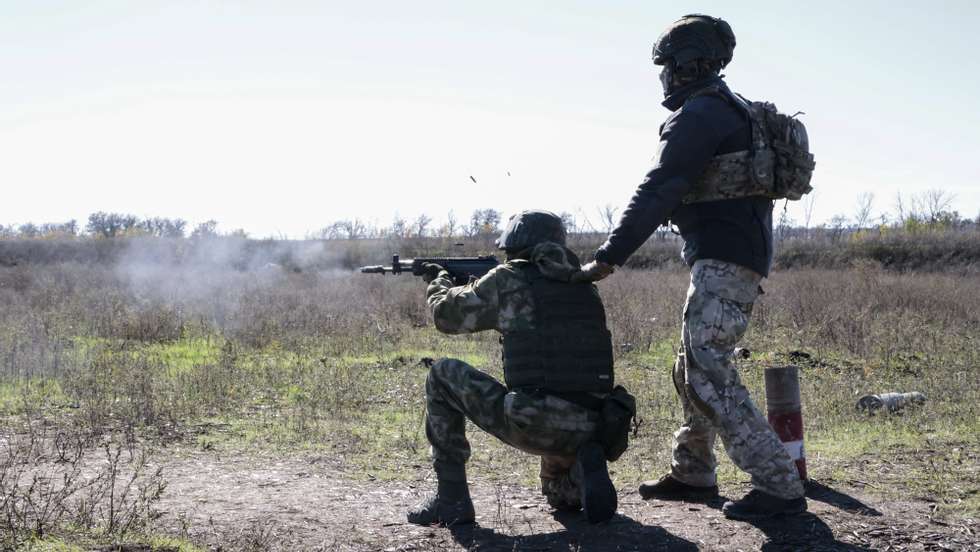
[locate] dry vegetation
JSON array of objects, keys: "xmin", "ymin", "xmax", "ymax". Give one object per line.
[{"xmin": 0, "ymin": 234, "xmax": 978, "ymax": 550}]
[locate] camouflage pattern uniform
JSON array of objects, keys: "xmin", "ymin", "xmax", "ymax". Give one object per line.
[
  {"xmin": 670, "ymin": 259, "xmax": 805, "ymax": 500},
  {"xmin": 425, "ymin": 242, "xmax": 605, "ymax": 510}
]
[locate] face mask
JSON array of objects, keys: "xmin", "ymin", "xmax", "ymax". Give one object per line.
[{"xmin": 658, "ymin": 63, "xmax": 674, "ymax": 98}]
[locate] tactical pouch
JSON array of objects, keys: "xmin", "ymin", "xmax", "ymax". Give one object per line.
[{"xmin": 599, "ymin": 385, "xmax": 637, "ymax": 462}]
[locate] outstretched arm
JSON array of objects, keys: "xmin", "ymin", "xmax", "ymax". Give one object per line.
[{"xmin": 595, "ymin": 106, "xmax": 725, "ymax": 267}]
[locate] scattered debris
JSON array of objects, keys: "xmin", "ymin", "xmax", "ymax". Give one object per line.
[
  {"xmin": 733, "ymin": 347, "xmax": 751, "ymax": 359},
  {"xmin": 856, "ymin": 392, "xmax": 927, "ymax": 414},
  {"xmin": 788, "ymin": 350, "xmax": 812, "ymax": 361}
]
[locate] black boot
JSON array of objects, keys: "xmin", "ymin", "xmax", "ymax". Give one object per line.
[
  {"xmin": 573, "ymin": 442, "xmax": 617, "ymax": 524},
  {"xmin": 722, "ymin": 489, "xmax": 807, "ymax": 520},
  {"xmin": 638, "ymin": 474, "xmax": 719, "ymax": 501},
  {"xmin": 406, "ymin": 478, "xmax": 475, "ymax": 526}
]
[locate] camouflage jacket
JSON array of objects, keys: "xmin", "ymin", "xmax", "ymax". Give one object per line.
[{"xmin": 426, "ymin": 242, "xmax": 581, "ymax": 335}]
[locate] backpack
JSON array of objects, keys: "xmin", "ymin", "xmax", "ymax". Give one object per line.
[
  {"xmin": 743, "ymin": 97, "xmax": 815, "ymax": 200},
  {"xmin": 681, "ymin": 88, "xmax": 815, "ymax": 204}
]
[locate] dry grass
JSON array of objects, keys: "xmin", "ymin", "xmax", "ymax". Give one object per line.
[{"xmin": 1, "ymin": 245, "xmax": 978, "ymax": 546}]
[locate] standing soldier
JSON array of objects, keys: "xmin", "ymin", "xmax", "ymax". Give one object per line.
[
  {"xmin": 576, "ymin": 14, "xmax": 808, "ymax": 520},
  {"xmin": 408, "ymin": 210, "xmax": 635, "ymax": 526}
]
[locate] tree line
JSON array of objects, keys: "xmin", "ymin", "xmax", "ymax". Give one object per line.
[
  {"xmin": 0, "ymin": 213, "xmax": 230, "ymax": 240},
  {"xmin": 1, "ymin": 190, "xmax": 977, "ymax": 242}
]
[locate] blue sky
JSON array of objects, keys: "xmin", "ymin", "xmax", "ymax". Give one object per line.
[{"xmin": 2, "ymin": 1, "xmax": 978, "ymax": 237}]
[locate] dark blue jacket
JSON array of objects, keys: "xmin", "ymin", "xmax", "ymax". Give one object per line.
[{"xmin": 595, "ymin": 77, "xmax": 774, "ymax": 277}]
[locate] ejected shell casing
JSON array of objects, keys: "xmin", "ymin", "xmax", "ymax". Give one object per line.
[
  {"xmin": 764, "ymin": 365, "xmax": 807, "ymax": 481},
  {"xmin": 856, "ymin": 392, "xmax": 926, "ymax": 414}
]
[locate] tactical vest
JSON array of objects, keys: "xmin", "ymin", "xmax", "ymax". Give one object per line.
[
  {"xmin": 682, "ymin": 86, "xmax": 815, "ymax": 204},
  {"xmin": 501, "ymin": 265, "xmax": 614, "ymax": 393}
]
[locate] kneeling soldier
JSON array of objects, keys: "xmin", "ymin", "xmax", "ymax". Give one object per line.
[{"xmin": 408, "ymin": 210, "xmax": 635, "ymax": 526}]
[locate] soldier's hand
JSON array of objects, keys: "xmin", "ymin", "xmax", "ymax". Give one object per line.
[
  {"xmin": 572, "ymin": 261, "xmax": 615, "ymax": 283},
  {"xmin": 420, "ymin": 262, "xmax": 445, "ymax": 283}
]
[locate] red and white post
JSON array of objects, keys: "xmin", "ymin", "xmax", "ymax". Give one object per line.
[{"xmin": 764, "ymin": 365, "xmax": 807, "ymax": 481}]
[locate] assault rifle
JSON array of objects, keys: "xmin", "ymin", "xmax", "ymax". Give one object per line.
[{"xmin": 359, "ymin": 254, "xmax": 499, "ymax": 286}]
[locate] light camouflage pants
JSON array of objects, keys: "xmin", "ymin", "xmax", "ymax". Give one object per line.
[
  {"xmin": 425, "ymin": 358, "xmax": 601, "ymax": 510},
  {"xmin": 670, "ymin": 259, "xmax": 805, "ymax": 500}
]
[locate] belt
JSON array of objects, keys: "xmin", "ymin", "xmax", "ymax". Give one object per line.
[{"xmin": 515, "ymin": 387, "xmax": 605, "ymax": 411}]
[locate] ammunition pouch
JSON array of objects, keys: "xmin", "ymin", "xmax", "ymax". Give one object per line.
[{"xmin": 598, "ymin": 385, "xmax": 637, "ymax": 462}]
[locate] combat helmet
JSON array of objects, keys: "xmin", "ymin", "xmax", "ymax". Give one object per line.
[
  {"xmin": 653, "ymin": 14, "xmax": 736, "ymax": 68},
  {"xmin": 495, "ymin": 210, "xmax": 566, "ymax": 252}
]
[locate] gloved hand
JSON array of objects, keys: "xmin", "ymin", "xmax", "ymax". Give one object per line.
[
  {"xmin": 420, "ymin": 262, "xmax": 446, "ymax": 283},
  {"xmin": 571, "ymin": 260, "xmax": 615, "ymax": 283}
]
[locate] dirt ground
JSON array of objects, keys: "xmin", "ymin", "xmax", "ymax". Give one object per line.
[{"xmin": 145, "ymin": 450, "xmax": 978, "ymax": 552}]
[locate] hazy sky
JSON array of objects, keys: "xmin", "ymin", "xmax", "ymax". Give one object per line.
[{"xmin": 3, "ymin": 1, "xmax": 979, "ymax": 237}]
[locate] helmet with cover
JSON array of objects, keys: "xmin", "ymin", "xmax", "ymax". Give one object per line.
[
  {"xmin": 495, "ymin": 210, "xmax": 566, "ymax": 252},
  {"xmin": 652, "ymin": 14, "xmax": 736, "ymax": 68}
]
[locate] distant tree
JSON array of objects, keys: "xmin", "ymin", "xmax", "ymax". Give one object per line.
[
  {"xmin": 922, "ymin": 189, "xmax": 955, "ymax": 224},
  {"xmin": 315, "ymin": 219, "xmax": 370, "ymax": 240},
  {"xmin": 190, "ymin": 220, "xmax": 219, "ymax": 239},
  {"xmin": 802, "ymin": 192, "xmax": 818, "ymax": 238},
  {"xmin": 39, "ymin": 220, "xmax": 78, "ymax": 237},
  {"xmin": 388, "ymin": 215, "xmax": 408, "ymax": 239},
  {"xmin": 341, "ymin": 219, "xmax": 369, "ymax": 239},
  {"xmin": 895, "ymin": 190, "xmax": 961, "ymax": 231},
  {"xmin": 574, "ymin": 208, "xmax": 598, "ymax": 233},
  {"xmin": 86, "ymin": 212, "xmax": 139, "ymax": 238},
  {"xmin": 853, "ymin": 192, "xmax": 874, "ymax": 229},
  {"xmin": 776, "ymin": 208, "xmax": 796, "ymax": 242},
  {"xmin": 894, "ymin": 191, "xmax": 909, "ymax": 226},
  {"xmin": 437, "ymin": 210, "xmax": 459, "ymax": 238},
  {"xmin": 597, "ymin": 204, "xmax": 619, "ymax": 233},
  {"xmin": 829, "ymin": 214, "xmax": 849, "ymax": 242},
  {"xmin": 0, "ymin": 225, "xmax": 15, "ymax": 239},
  {"xmin": 314, "ymin": 223, "xmax": 341, "ymax": 240},
  {"xmin": 140, "ymin": 217, "xmax": 187, "ymax": 238},
  {"xmin": 17, "ymin": 223, "xmax": 40, "ymax": 238},
  {"xmin": 467, "ymin": 209, "xmax": 501, "ymax": 236},
  {"xmin": 412, "ymin": 214, "xmax": 432, "ymax": 238}
]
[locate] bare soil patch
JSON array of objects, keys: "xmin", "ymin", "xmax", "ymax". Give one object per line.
[{"xmin": 148, "ymin": 451, "xmax": 977, "ymax": 551}]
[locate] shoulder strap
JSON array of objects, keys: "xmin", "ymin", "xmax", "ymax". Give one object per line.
[
  {"xmin": 686, "ymin": 86, "xmax": 766, "ymax": 153},
  {"xmin": 731, "ymin": 93, "xmax": 769, "ymax": 153}
]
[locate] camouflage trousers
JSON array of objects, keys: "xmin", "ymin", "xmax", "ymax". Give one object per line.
[
  {"xmin": 425, "ymin": 358, "xmax": 602, "ymax": 510},
  {"xmin": 670, "ymin": 259, "xmax": 805, "ymax": 500}
]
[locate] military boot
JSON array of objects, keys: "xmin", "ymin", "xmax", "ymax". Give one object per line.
[
  {"xmin": 638, "ymin": 474, "xmax": 719, "ymax": 501},
  {"xmin": 722, "ymin": 490, "xmax": 807, "ymax": 520},
  {"xmin": 406, "ymin": 478, "xmax": 475, "ymax": 526},
  {"xmin": 572, "ymin": 442, "xmax": 617, "ymax": 523}
]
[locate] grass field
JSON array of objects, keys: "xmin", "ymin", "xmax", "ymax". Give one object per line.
[{"xmin": 1, "ymin": 253, "xmax": 978, "ymax": 550}]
